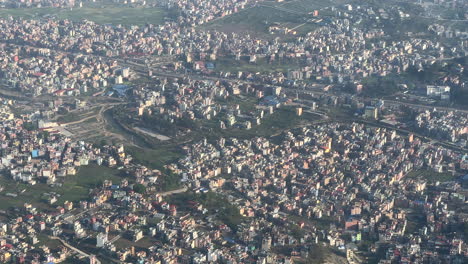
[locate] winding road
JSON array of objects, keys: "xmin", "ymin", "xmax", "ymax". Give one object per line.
[{"xmin": 51, "ymin": 236, "xmax": 101, "ymax": 264}]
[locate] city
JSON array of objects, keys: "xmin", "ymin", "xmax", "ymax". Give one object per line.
[{"xmin": 0, "ymin": 0, "xmax": 466, "ymax": 263}]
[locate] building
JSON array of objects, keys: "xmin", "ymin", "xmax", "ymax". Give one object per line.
[
  {"xmin": 96, "ymin": 233, "xmax": 108, "ymax": 248},
  {"xmin": 133, "ymin": 229, "xmax": 143, "ymax": 242},
  {"xmin": 364, "ymin": 106, "xmax": 378, "ymax": 120},
  {"xmin": 296, "ymin": 107, "xmax": 303, "ymax": 116},
  {"xmin": 426, "ymin": 85, "xmax": 451, "ymax": 100},
  {"xmin": 89, "ymin": 255, "xmax": 97, "ymax": 264}
]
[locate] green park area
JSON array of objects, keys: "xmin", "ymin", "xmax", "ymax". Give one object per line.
[
  {"xmin": 123, "ymin": 95, "xmax": 325, "ymax": 156},
  {"xmin": 202, "ymin": 96, "xmax": 324, "ymax": 139},
  {"xmin": 0, "ymin": 4, "xmax": 169, "ymax": 26},
  {"xmin": 406, "ymin": 169, "xmax": 454, "ymax": 183},
  {"xmin": 219, "ymin": 106, "xmax": 322, "ymax": 139},
  {"xmin": 0, "ymin": 164, "xmax": 123, "ymax": 210},
  {"xmin": 213, "ymin": 56, "xmax": 304, "ymax": 74},
  {"xmin": 125, "ymin": 146, "xmax": 183, "ymax": 192},
  {"xmin": 202, "ymin": 0, "xmax": 341, "ymax": 38},
  {"xmin": 169, "ymin": 191, "xmax": 244, "ymax": 231},
  {"xmin": 126, "ymin": 146, "xmax": 182, "ymax": 171}
]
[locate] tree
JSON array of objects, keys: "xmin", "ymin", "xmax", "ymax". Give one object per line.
[
  {"xmin": 23, "ymin": 122, "xmax": 37, "ymax": 131},
  {"xmin": 133, "ymin": 184, "xmax": 146, "ymax": 194},
  {"xmin": 99, "ymin": 139, "xmax": 108, "ymax": 147}
]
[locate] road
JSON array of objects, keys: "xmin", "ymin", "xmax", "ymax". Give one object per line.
[
  {"xmin": 59, "ymin": 102, "xmax": 126, "ymax": 126},
  {"xmin": 108, "ymin": 234, "xmax": 121, "ymax": 244},
  {"xmin": 122, "ymin": 58, "xmax": 468, "ymax": 115},
  {"xmin": 156, "ymin": 186, "xmax": 188, "ymax": 197},
  {"xmin": 382, "ymin": 99, "xmax": 468, "ymax": 114},
  {"xmin": 2, "ymin": 39, "xmax": 467, "ymax": 152},
  {"xmin": 4, "ymin": 38, "xmax": 466, "ymax": 117},
  {"xmin": 51, "ymin": 236, "xmax": 101, "ymax": 264},
  {"xmin": 110, "ymin": 58, "xmax": 468, "ymax": 153}
]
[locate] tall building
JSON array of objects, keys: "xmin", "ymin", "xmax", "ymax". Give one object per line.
[
  {"xmin": 364, "ymin": 106, "xmax": 378, "ymax": 120},
  {"xmin": 89, "ymin": 255, "xmax": 96, "ymax": 264},
  {"xmin": 96, "ymin": 233, "xmax": 108, "ymax": 248},
  {"xmin": 261, "ymin": 236, "xmax": 272, "ymax": 251},
  {"xmin": 296, "ymin": 107, "xmax": 303, "ymax": 116}
]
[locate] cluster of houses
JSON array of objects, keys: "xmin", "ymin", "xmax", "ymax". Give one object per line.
[
  {"xmin": 170, "ymin": 122, "xmax": 468, "ymax": 263},
  {"xmin": 0, "ymin": 112, "xmax": 135, "ymax": 186},
  {"xmin": 159, "ymin": 0, "xmax": 252, "ymax": 26},
  {"xmin": 0, "ymin": 0, "xmax": 77, "ymax": 8},
  {"xmin": 133, "ymin": 78, "xmax": 231, "ymax": 122},
  {"xmin": 0, "ymin": 2, "xmax": 463, "ymax": 101},
  {"xmin": 0, "ymin": 42, "xmax": 131, "ymax": 96},
  {"xmin": 0, "ymin": 118, "xmax": 466, "ymax": 263},
  {"xmin": 0, "ymin": 1, "xmax": 466, "ymax": 263},
  {"xmin": 131, "ymin": 76, "xmax": 292, "ymax": 135},
  {"xmin": 211, "ymin": 16, "xmax": 458, "ymax": 87},
  {"xmin": 415, "ymin": 110, "xmax": 468, "ymax": 147}
]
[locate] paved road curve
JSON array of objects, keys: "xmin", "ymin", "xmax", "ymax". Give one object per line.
[{"xmin": 51, "ymin": 236, "xmax": 101, "ymax": 264}]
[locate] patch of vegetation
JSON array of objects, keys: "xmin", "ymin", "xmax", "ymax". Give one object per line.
[
  {"xmin": 140, "ymin": 112, "xmax": 199, "ymax": 136},
  {"xmin": 158, "ymin": 170, "xmax": 182, "ymax": 192},
  {"xmin": 305, "ymin": 244, "xmax": 329, "ymax": 264},
  {"xmin": 213, "ymin": 56, "xmax": 304, "ymax": 74},
  {"xmin": 464, "ymin": 222, "xmax": 468, "ymax": 241},
  {"xmin": 203, "ymin": 6, "xmax": 293, "ymax": 38},
  {"xmin": 133, "ymin": 183, "xmax": 146, "ymax": 194},
  {"xmin": 23, "ymin": 121, "xmax": 38, "ymax": 131},
  {"xmin": 113, "ymin": 236, "xmax": 157, "ymax": 251},
  {"xmin": 60, "ymin": 257, "xmax": 87, "ymax": 264},
  {"xmin": 394, "ymin": 58, "xmax": 468, "ymax": 107},
  {"xmin": 0, "ymin": 5, "xmax": 170, "ymax": 26},
  {"xmin": 0, "ymin": 164, "xmax": 124, "ymax": 210},
  {"xmin": 361, "ymin": 75, "xmax": 399, "ymax": 97},
  {"xmin": 203, "ymin": 0, "xmax": 335, "ymax": 38},
  {"xmin": 126, "ymin": 146, "xmax": 182, "ymax": 171},
  {"xmin": 169, "ymin": 191, "xmax": 244, "ymax": 231},
  {"xmin": 56, "ymin": 112, "xmax": 81, "ymax": 123},
  {"xmin": 59, "ymin": 164, "xmax": 125, "ymax": 203},
  {"xmin": 36, "ymin": 234, "xmax": 62, "ymax": 249},
  {"xmin": 279, "ymin": 0, "xmax": 344, "ymax": 13},
  {"xmin": 289, "ymin": 223, "xmax": 305, "ymax": 240},
  {"xmin": 406, "ymin": 169, "xmax": 454, "ymax": 183},
  {"xmin": 0, "ymin": 176, "xmax": 50, "ymax": 210},
  {"xmin": 405, "ymin": 208, "xmax": 427, "ymax": 234},
  {"xmin": 207, "ymin": 106, "xmax": 322, "ymax": 139},
  {"xmin": 216, "ymin": 95, "xmax": 259, "ymax": 113},
  {"xmin": 288, "ymin": 214, "xmax": 334, "ymax": 231}
]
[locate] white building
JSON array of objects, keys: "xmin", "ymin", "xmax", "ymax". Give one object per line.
[
  {"xmin": 96, "ymin": 233, "xmax": 108, "ymax": 248},
  {"xmin": 426, "ymin": 85, "xmax": 450, "ymax": 100}
]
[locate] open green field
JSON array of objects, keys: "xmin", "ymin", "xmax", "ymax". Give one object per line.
[
  {"xmin": 113, "ymin": 236, "xmax": 157, "ymax": 251},
  {"xmin": 214, "ymin": 56, "xmax": 304, "ymax": 73},
  {"xmin": 37, "ymin": 234, "xmax": 63, "ymax": 248},
  {"xmin": 0, "ymin": 5, "xmax": 169, "ymax": 25},
  {"xmin": 0, "ymin": 164, "xmax": 124, "ymax": 210},
  {"xmin": 199, "ymin": 103, "xmax": 324, "ymax": 140},
  {"xmin": 202, "ymin": 0, "xmax": 348, "ymax": 38},
  {"xmin": 126, "ymin": 145, "xmax": 183, "ymax": 171},
  {"xmin": 272, "ymin": 0, "xmax": 346, "ymax": 13},
  {"xmin": 217, "ymin": 95, "xmax": 259, "ymax": 112},
  {"xmin": 58, "ymin": 164, "xmax": 124, "ymax": 202},
  {"xmin": 406, "ymin": 169, "xmax": 454, "ymax": 183},
  {"xmin": 202, "ymin": 6, "xmax": 306, "ymax": 38}
]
